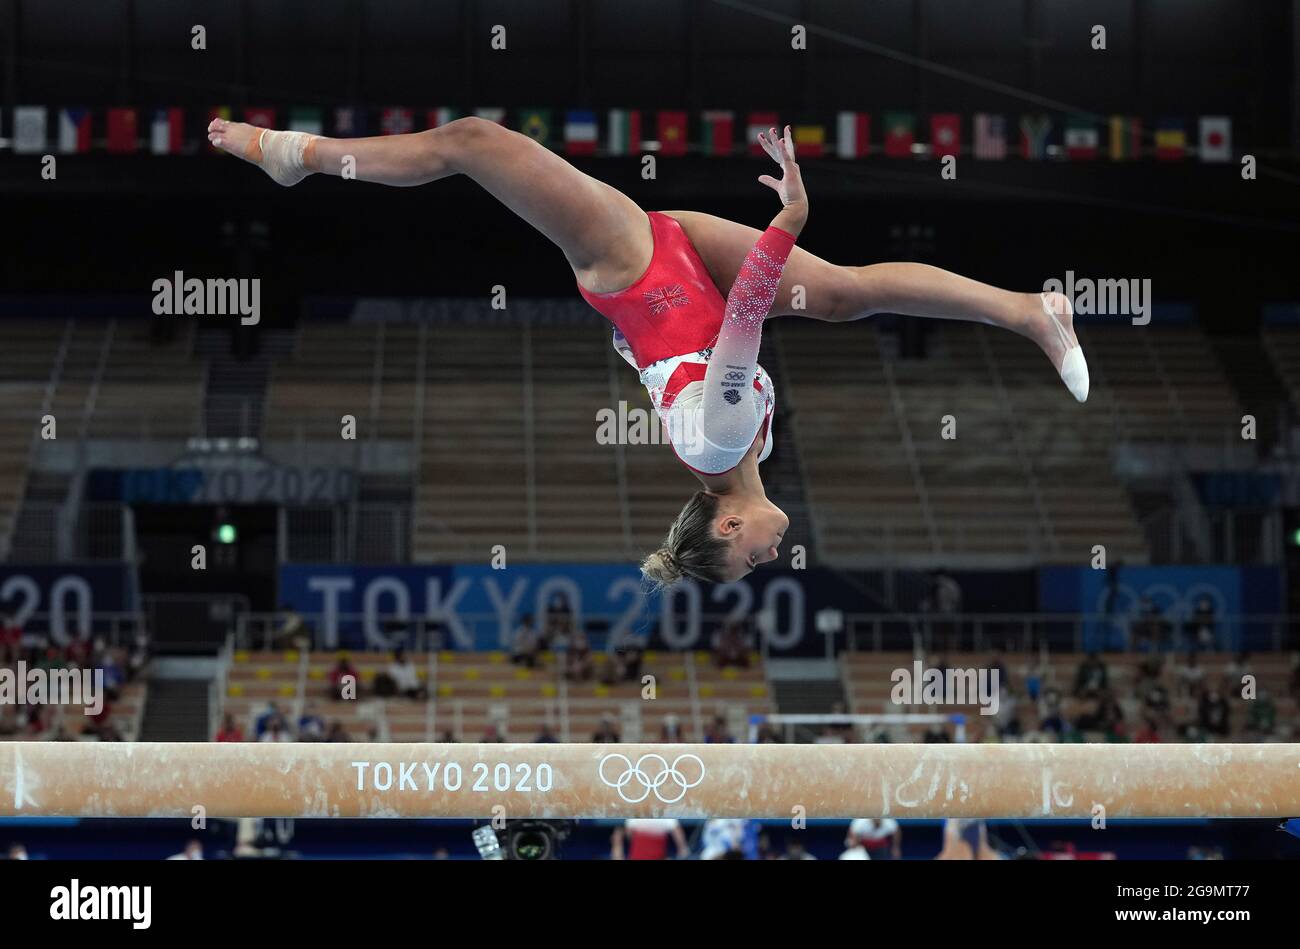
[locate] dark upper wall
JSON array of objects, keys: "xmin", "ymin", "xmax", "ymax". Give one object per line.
[{"xmin": 3, "ymin": 0, "xmax": 1293, "ymax": 144}]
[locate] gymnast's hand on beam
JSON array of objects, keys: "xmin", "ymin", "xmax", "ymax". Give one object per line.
[{"xmin": 756, "ymin": 125, "xmax": 808, "ymax": 237}]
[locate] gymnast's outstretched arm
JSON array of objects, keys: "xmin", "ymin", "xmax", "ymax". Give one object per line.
[{"xmin": 694, "ymin": 127, "xmax": 807, "ymax": 461}]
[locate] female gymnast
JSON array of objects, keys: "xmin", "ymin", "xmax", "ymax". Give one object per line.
[{"xmin": 207, "ymin": 117, "xmax": 1088, "ymax": 586}]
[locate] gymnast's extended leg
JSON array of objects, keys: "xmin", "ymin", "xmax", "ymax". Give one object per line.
[
  {"xmin": 665, "ymin": 209, "xmax": 1087, "ymax": 401},
  {"xmin": 207, "ymin": 115, "xmax": 651, "ymax": 294}
]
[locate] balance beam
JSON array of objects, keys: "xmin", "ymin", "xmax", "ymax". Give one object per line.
[{"xmin": 2, "ymin": 741, "xmax": 1297, "ymax": 819}]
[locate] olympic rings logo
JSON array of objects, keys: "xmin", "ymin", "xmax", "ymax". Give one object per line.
[
  {"xmin": 597, "ymin": 753, "xmax": 706, "ymax": 805},
  {"xmin": 724, "ymin": 370, "xmax": 746, "ymax": 381}
]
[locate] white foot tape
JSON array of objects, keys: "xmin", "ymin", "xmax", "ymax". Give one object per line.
[
  {"xmin": 1042, "ymin": 293, "xmax": 1089, "ymax": 403},
  {"xmin": 258, "ymin": 128, "xmax": 315, "ymax": 187}
]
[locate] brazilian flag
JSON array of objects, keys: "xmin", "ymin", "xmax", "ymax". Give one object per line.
[{"xmin": 518, "ymin": 108, "xmax": 553, "ymax": 147}]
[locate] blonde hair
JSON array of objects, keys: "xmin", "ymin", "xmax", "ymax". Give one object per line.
[{"xmin": 641, "ymin": 491, "xmax": 730, "ymax": 587}]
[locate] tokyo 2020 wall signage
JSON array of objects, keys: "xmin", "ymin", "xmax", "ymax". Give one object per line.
[{"xmin": 276, "ymin": 564, "xmax": 868, "ymax": 653}]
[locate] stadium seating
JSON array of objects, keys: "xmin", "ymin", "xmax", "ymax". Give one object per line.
[{"xmin": 219, "ymin": 648, "xmax": 770, "ymax": 742}]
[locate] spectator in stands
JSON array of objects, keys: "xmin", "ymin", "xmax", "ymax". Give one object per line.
[
  {"xmin": 1073, "ymin": 696, "xmax": 1105, "ymax": 734},
  {"xmin": 482, "ymin": 723, "xmax": 505, "ymax": 743},
  {"xmin": 711, "ymin": 619, "xmax": 751, "ymax": 669},
  {"xmin": 1225, "ymin": 651, "xmax": 1252, "ymax": 687},
  {"xmin": 0, "ymin": 704, "xmax": 17, "ymax": 737},
  {"xmin": 925, "ymin": 571, "xmax": 963, "ymax": 653},
  {"xmin": 6, "ymin": 843, "xmax": 29, "ymax": 861},
  {"xmin": 1142, "ymin": 678, "xmax": 1171, "ymax": 730},
  {"xmin": 534, "ymin": 724, "xmax": 558, "ymax": 743},
  {"xmin": 215, "ymin": 714, "xmax": 244, "ymax": 742},
  {"xmin": 543, "ymin": 593, "xmax": 574, "ymax": 647},
  {"xmin": 0, "ymin": 612, "xmax": 20, "ymax": 665},
  {"xmin": 1289, "ymin": 653, "xmax": 1300, "ymax": 704},
  {"xmin": 845, "ymin": 818, "xmax": 902, "ymax": 860},
  {"xmin": 1024, "ymin": 652, "xmax": 1050, "ymax": 701},
  {"xmin": 777, "ymin": 839, "xmax": 815, "ymax": 860},
  {"xmin": 1245, "ymin": 690, "xmax": 1277, "ymax": 739},
  {"xmin": 988, "ymin": 651, "xmax": 1009, "ymax": 687},
  {"xmin": 660, "ymin": 715, "xmax": 684, "ymax": 742},
  {"xmin": 254, "ymin": 702, "xmax": 282, "ymax": 738},
  {"xmin": 602, "ymin": 640, "xmax": 644, "ymax": 684},
  {"xmin": 704, "ymin": 715, "xmax": 734, "ymax": 743},
  {"xmin": 36, "ymin": 646, "xmax": 67, "ymax": 673},
  {"xmin": 563, "ymin": 631, "xmax": 594, "ymax": 682},
  {"xmin": 326, "ymin": 721, "xmax": 351, "ymax": 742},
  {"xmin": 1072, "ymin": 652, "xmax": 1108, "ymax": 698},
  {"xmin": 992, "ymin": 682, "xmax": 1021, "ymax": 738},
  {"xmin": 127, "ymin": 632, "xmax": 150, "ymax": 681},
  {"xmin": 1038, "ymin": 687, "xmax": 1068, "ymax": 736},
  {"xmin": 756, "ymin": 722, "xmax": 783, "ymax": 743},
  {"xmin": 270, "ymin": 604, "xmax": 309, "ymax": 650},
  {"xmin": 85, "ymin": 691, "xmax": 118, "ymax": 740},
  {"xmin": 510, "ymin": 614, "xmax": 541, "ymax": 668},
  {"xmin": 1198, "ymin": 685, "xmax": 1231, "ymax": 738},
  {"xmin": 329, "ymin": 655, "xmax": 360, "ymax": 700},
  {"xmin": 1133, "ymin": 716, "xmax": 1162, "ymax": 743},
  {"xmin": 1134, "ymin": 654, "xmax": 1164, "ymax": 694},
  {"xmin": 699, "ymin": 818, "xmax": 749, "ymax": 860},
  {"xmin": 592, "ymin": 714, "xmax": 621, "ymax": 743},
  {"xmin": 1177, "ymin": 651, "xmax": 1205, "ymax": 698},
  {"xmin": 64, "ymin": 634, "xmax": 93, "ymax": 670},
  {"xmin": 822, "ymin": 701, "xmax": 854, "ymax": 742},
  {"xmin": 923, "ymin": 720, "xmax": 951, "ymax": 743},
  {"xmin": 611, "ymin": 819, "xmax": 688, "ymax": 860},
  {"xmin": 298, "ymin": 703, "xmax": 327, "ymax": 740},
  {"xmin": 166, "ymin": 840, "xmax": 204, "ymax": 861},
  {"xmin": 387, "ymin": 647, "xmax": 427, "ymax": 699},
  {"xmin": 1185, "ymin": 596, "xmax": 1218, "ymax": 651},
  {"xmin": 1132, "ymin": 598, "xmax": 1170, "ymax": 652},
  {"xmin": 92, "ymin": 642, "xmax": 124, "ymax": 702},
  {"xmin": 260, "ymin": 716, "xmax": 293, "ymax": 742},
  {"xmin": 1102, "ymin": 692, "xmax": 1128, "ymax": 739}
]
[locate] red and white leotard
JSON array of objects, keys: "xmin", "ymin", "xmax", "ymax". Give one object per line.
[{"xmin": 577, "ymin": 211, "xmax": 795, "ymax": 475}]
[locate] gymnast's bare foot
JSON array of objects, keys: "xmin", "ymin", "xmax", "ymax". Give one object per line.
[{"xmin": 207, "ymin": 118, "xmax": 317, "ymax": 186}]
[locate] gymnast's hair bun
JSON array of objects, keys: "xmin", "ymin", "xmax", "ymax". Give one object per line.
[{"xmin": 641, "ymin": 547, "xmax": 682, "ymax": 587}]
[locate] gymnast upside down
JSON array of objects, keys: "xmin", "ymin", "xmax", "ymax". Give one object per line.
[{"xmin": 207, "ymin": 117, "xmax": 1089, "ymax": 586}]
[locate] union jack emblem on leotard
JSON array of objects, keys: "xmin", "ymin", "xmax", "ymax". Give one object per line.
[{"xmin": 644, "ymin": 284, "xmax": 690, "ymax": 314}]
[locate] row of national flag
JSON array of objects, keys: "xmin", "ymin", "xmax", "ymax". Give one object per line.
[{"xmin": 3, "ymin": 106, "xmax": 1236, "ymax": 162}]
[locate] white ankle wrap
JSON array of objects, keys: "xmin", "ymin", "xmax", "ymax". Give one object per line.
[{"xmin": 258, "ymin": 128, "xmax": 315, "ymax": 186}]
